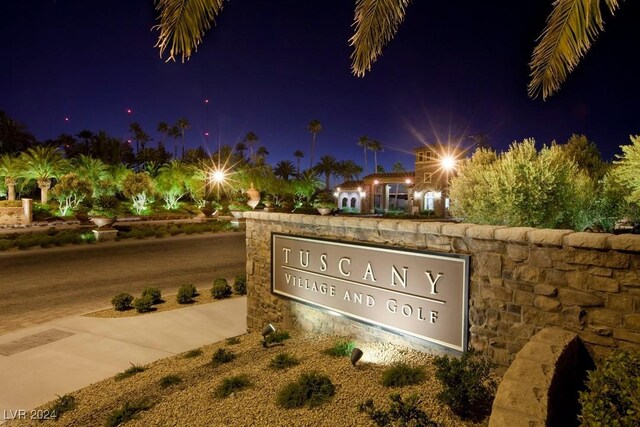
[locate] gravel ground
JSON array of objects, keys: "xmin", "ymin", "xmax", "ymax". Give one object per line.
[{"xmin": 7, "ymin": 331, "xmax": 495, "ymax": 427}]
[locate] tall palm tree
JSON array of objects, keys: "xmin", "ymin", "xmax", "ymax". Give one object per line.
[
  {"xmin": 293, "ymin": 150, "xmax": 304, "ymax": 173},
  {"xmin": 168, "ymin": 125, "xmax": 181, "ymax": 159},
  {"xmin": 0, "ymin": 111, "xmax": 36, "ymax": 155},
  {"xmin": 235, "ymin": 142, "xmax": 247, "ymax": 160},
  {"xmin": 357, "ymin": 136, "xmax": 371, "ymax": 173},
  {"xmin": 314, "ymin": 155, "xmax": 339, "ymax": 190},
  {"xmin": 337, "ymin": 160, "xmax": 363, "ymax": 182},
  {"xmin": 243, "ymin": 132, "xmax": 259, "ymax": 163},
  {"xmin": 256, "ymin": 146, "xmax": 269, "ymax": 164},
  {"xmin": 19, "ymin": 146, "xmax": 68, "ymax": 203},
  {"xmin": 176, "ymin": 118, "xmax": 190, "ymax": 158},
  {"xmin": 274, "ymin": 160, "xmax": 296, "ymax": 181},
  {"xmin": 0, "ymin": 154, "xmax": 22, "ymax": 200},
  {"xmin": 157, "ymin": 122, "xmax": 170, "ymax": 150},
  {"xmin": 368, "ymin": 140, "xmax": 383, "ymax": 174},
  {"xmin": 153, "ymin": 0, "xmax": 621, "ymax": 100},
  {"xmin": 129, "ymin": 122, "xmax": 151, "ymax": 154},
  {"xmin": 307, "ymin": 120, "xmax": 322, "ymax": 169}
]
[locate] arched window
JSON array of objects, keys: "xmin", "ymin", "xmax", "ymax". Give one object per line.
[
  {"xmin": 341, "ymin": 197, "xmax": 348, "ymax": 208},
  {"xmin": 350, "ymin": 197, "xmax": 356, "ymax": 208}
]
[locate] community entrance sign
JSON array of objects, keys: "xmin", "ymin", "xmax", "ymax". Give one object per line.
[{"xmin": 272, "ymin": 234, "xmax": 470, "ymax": 351}]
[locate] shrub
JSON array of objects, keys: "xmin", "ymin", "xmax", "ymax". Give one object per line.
[
  {"xmin": 132, "ymin": 295, "xmax": 154, "ymax": 313},
  {"xmin": 265, "ymin": 330, "xmax": 291, "ymax": 346},
  {"xmin": 48, "ymin": 394, "xmax": 76, "ymax": 419},
  {"xmin": 111, "ymin": 293, "xmax": 134, "ymax": 311},
  {"xmin": 104, "ymin": 399, "xmax": 151, "ymax": 427},
  {"xmin": 159, "ymin": 375, "xmax": 182, "ymax": 389},
  {"xmin": 114, "ymin": 363, "xmax": 145, "ymax": 381},
  {"xmin": 211, "ymin": 278, "xmax": 232, "ymax": 299},
  {"xmin": 381, "ymin": 363, "xmax": 426, "ymax": 388},
  {"xmin": 141, "ymin": 287, "xmax": 162, "ymax": 304},
  {"xmin": 276, "ymin": 371, "xmax": 335, "ymax": 409},
  {"xmin": 233, "ymin": 273, "xmax": 247, "ymax": 295},
  {"xmin": 579, "ymin": 349, "xmax": 640, "ymax": 426},
  {"xmin": 226, "ymin": 336, "xmax": 241, "ymax": 345},
  {"xmin": 183, "ymin": 349, "xmax": 202, "ymax": 358},
  {"xmin": 433, "ymin": 350, "xmax": 497, "ymax": 422},
  {"xmin": 270, "ymin": 353, "xmax": 300, "ymax": 370},
  {"xmin": 322, "ymin": 340, "xmax": 355, "ymax": 357},
  {"xmin": 211, "ymin": 348, "xmax": 236, "ymax": 366},
  {"xmin": 215, "ymin": 374, "xmax": 252, "ymax": 398},
  {"xmin": 176, "ymin": 283, "xmax": 197, "ymax": 304},
  {"xmin": 359, "ymin": 394, "xmax": 438, "ymax": 427}
]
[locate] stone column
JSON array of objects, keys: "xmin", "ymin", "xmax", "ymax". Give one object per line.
[
  {"xmin": 22, "ymin": 198, "xmax": 33, "ymax": 224},
  {"xmin": 6, "ymin": 178, "xmax": 16, "ymax": 201}
]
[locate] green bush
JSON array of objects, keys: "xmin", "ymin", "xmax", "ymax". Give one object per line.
[
  {"xmin": 211, "ymin": 348, "xmax": 236, "ymax": 366},
  {"xmin": 276, "ymin": 371, "xmax": 335, "ymax": 409},
  {"xmin": 176, "ymin": 283, "xmax": 197, "ymax": 304},
  {"xmin": 104, "ymin": 399, "xmax": 151, "ymax": 427},
  {"xmin": 381, "ymin": 363, "xmax": 425, "ymax": 388},
  {"xmin": 183, "ymin": 349, "xmax": 202, "ymax": 358},
  {"xmin": 141, "ymin": 287, "xmax": 162, "ymax": 304},
  {"xmin": 48, "ymin": 394, "xmax": 76, "ymax": 419},
  {"xmin": 211, "ymin": 278, "xmax": 232, "ymax": 299},
  {"xmin": 579, "ymin": 349, "xmax": 640, "ymax": 426},
  {"xmin": 114, "ymin": 363, "xmax": 145, "ymax": 381},
  {"xmin": 322, "ymin": 340, "xmax": 355, "ymax": 357},
  {"xmin": 111, "ymin": 293, "xmax": 134, "ymax": 311},
  {"xmin": 226, "ymin": 336, "xmax": 241, "ymax": 345},
  {"xmin": 215, "ymin": 374, "xmax": 252, "ymax": 398},
  {"xmin": 433, "ymin": 350, "xmax": 497, "ymax": 422},
  {"xmin": 270, "ymin": 353, "xmax": 300, "ymax": 370},
  {"xmin": 233, "ymin": 273, "xmax": 247, "ymax": 295},
  {"xmin": 159, "ymin": 375, "xmax": 182, "ymax": 389},
  {"xmin": 265, "ymin": 330, "xmax": 291, "ymax": 346},
  {"xmin": 132, "ymin": 295, "xmax": 154, "ymax": 313},
  {"xmin": 359, "ymin": 394, "xmax": 438, "ymax": 427}
]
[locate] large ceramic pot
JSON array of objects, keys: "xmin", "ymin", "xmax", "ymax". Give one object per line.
[
  {"xmin": 90, "ymin": 216, "xmax": 116, "ymax": 229},
  {"xmin": 316, "ymin": 208, "xmax": 333, "ymax": 216},
  {"xmin": 230, "ymin": 210, "xmax": 244, "ymax": 219},
  {"xmin": 246, "ymin": 183, "xmax": 260, "ymax": 209}
]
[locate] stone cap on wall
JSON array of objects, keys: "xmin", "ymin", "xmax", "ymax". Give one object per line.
[{"xmin": 243, "ymin": 212, "xmax": 640, "ymax": 252}]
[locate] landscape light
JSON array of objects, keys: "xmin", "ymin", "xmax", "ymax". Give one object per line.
[
  {"xmin": 441, "ymin": 155, "xmax": 456, "ymax": 171},
  {"xmin": 261, "ymin": 323, "xmax": 275, "ymax": 348},
  {"xmin": 350, "ymin": 348, "xmax": 364, "ymax": 367}
]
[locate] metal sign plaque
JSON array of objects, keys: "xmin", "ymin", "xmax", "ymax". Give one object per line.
[{"xmin": 271, "ymin": 234, "xmax": 469, "ymax": 351}]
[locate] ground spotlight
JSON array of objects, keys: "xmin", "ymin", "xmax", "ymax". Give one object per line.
[
  {"xmin": 262, "ymin": 323, "xmax": 276, "ymax": 348},
  {"xmin": 351, "ymin": 347, "xmax": 363, "ymax": 366}
]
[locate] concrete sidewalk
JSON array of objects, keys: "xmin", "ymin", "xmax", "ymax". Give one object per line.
[{"xmin": 0, "ymin": 297, "xmax": 247, "ymax": 423}]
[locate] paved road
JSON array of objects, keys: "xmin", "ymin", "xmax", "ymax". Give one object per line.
[{"xmin": 0, "ymin": 232, "xmax": 246, "ymax": 335}]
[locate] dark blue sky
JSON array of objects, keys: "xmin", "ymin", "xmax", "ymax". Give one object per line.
[{"xmin": 3, "ymin": 0, "xmax": 639, "ymax": 170}]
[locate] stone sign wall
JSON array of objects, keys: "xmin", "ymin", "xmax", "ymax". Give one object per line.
[
  {"xmin": 0, "ymin": 199, "xmax": 33, "ymax": 226},
  {"xmin": 245, "ymin": 212, "xmax": 640, "ymax": 367}
]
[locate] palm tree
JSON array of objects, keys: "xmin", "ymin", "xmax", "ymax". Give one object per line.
[
  {"xmin": 274, "ymin": 160, "xmax": 296, "ymax": 181},
  {"xmin": 176, "ymin": 118, "xmax": 190, "ymax": 158},
  {"xmin": 336, "ymin": 160, "xmax": 363, "ymax": 182},
  {"xmin": 243, "ymin": 132, "xmax": 259, "ymax": 163},
  {"xmin": 256, "ymin": 146, "xmax": 269, "ymax": 164},
  {"xmin": 157, "ymin": 122, "xmax": 170, "ymax": 150},
  {"xmin": 357, "ymin": 136, "xmax": 371, "ymax": 173},
  {"xmin": 0, "ymin": 111, "xmax": 36, "ymax": 155},
  {"xmin": 0, "ymin": 154, "xmax": 22, "ymax": 200},
  {"xmin": 19, "ymin": 146, "xmax": 68, "ymax": 203},
  {"xmin": 153, "ymin": 0, "xmax": 620, "ymax": 100},
  {"xmin": 307, "ymin": 120, "xmax": 322, "ymax": 169},
  {"xmin": 293, "ymin": 150, "xmax": 304, "ymax": 173},
  {"xmin": 168, "ymin": 125, "xmax": 181, "ymax": 159},
  {"xmin": 74, "ymin": 155, "xmax": 110, "ymax": 197},
  {"xmin": 314, "ymin": 155, "xmax": 339, "ymax": 190},
  {"xmin": 129, "ymin": 122, "xmax": 151, "ymax": 154},
  {"xmin": 235, "ymin": 142, "xmax": 247, "ymax": 160},
  {"xmin": 368, "ymin": 140, "xmax": 383, "ymax": 174}
]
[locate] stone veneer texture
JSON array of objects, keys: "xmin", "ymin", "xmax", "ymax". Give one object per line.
[{"xmin": 244, "ymin": 212, "xmax": 640, "ymax": 368}]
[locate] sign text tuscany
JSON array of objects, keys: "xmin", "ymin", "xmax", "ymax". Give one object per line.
[{"xmin": 272, "ymin": 234, "xmax": 469, "ymax": 351}]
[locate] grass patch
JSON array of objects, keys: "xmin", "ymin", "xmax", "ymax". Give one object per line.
[
  {"xmin": 265, "ymin": 330, "xmax": 291, "ymax": 346},
  {"xmin": 381, "ymin": 363, "xmax": 425, "ymax": 387},
  {"xmin": 211, "ymin": 348, "xmax": 236, "ymax": 366},
  {"xmin": 359, "ymin": 394, "xmax": 438, "ymax": 427},
  {"xmin": 48, "ymin": 394, "xmax": 76, "ymax": 419},
  {"xmin": 322, "ymin": 340, "xmax": 355, "ymax": 357},
  {"xmin": 214, "ymin": 374, "xmax": 252, "ymax": 398},
  {"xmin": 159, "ymin": 375, "xmax": 182, "ymax": 389},
  {"xmin": 276, "ymin": 371, "xmax": 335, "ymax": 409},
  {"xmin": 104, "ymin": 399, "xmax": 152, "ymax": 427},
  {"xmin": 183, "ymin": 349, "xmax": 203, "ymax": 358},
  {"xmin": 114, "ymin": 363, "xmax": 145, "ymax": 381},
  {"xmin": 269, "ymin": 353, "xmax": 300, "ymax": 370},
  {"xmin": 226, "ymin": 336, "xmax": 241, "ymax": 345}
]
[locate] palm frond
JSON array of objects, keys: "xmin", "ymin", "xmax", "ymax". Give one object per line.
[
  {"xmin": 528, "ymin": 0, "xmax": 621, "ymax": 100},
  {"xmin": 153, "ymin": 0, "xmax": 225, "ymax": 62},
  {"xmin": 350, "ymin": 0, "xmax": 412, "ymax": 77}
]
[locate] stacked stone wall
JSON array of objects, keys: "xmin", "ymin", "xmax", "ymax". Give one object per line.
[{"xmin": 245, "ymin": 212, "xmax": 640, "ymax": 368}]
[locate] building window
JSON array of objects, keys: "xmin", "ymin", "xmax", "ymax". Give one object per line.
[
  {"xmin": 350, "ymin": 197, "xmax": 356, "ymax": 208},
  {"xmin": 423, "ymin": 172, "xmax": 432, "ymax": 183},
  {"xmin": 341, "ymin": 197, "xmax": 348, "ymax": 208},
  {"xmin": 417, "ymin": 150, "xmax": 434, "ymax": 163},
  {"xmin": 424, "ymin": 192, "xmax": 435, "ymax": 210}
]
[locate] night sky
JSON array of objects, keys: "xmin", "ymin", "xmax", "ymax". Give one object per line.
[{"xmin": 3, "ymin": 0, "xmax": 640, "ymax": 171}]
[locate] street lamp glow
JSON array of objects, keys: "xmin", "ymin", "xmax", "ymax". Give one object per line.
[
  {"xmin": 441, "ymin": 156, "xmax": 456, "ymax": 171},
  {"xmin": 211, "ymin": 170, "xmax": 225, "ymax": 183}
]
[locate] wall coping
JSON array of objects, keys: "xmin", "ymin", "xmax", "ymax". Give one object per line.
[{"xmin": 243, "ymin": 212, "xmax": 640, "ymax": 252}]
